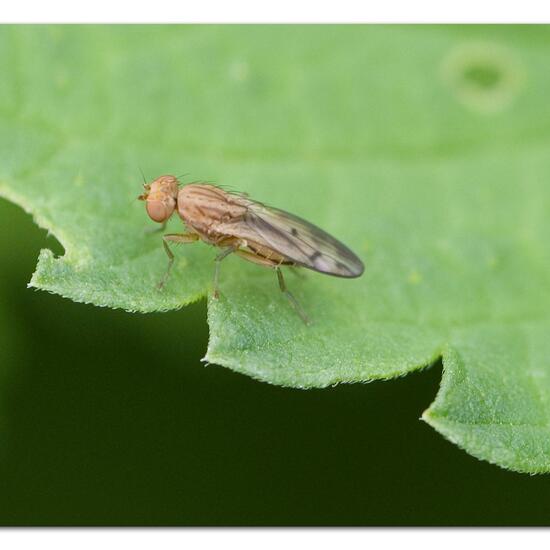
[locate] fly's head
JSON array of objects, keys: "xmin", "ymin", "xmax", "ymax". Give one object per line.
[{"xmin": 138, "ymin": 175, "xmax": 180, "ymax": 223}]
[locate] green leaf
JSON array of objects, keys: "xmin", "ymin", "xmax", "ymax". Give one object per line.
[{"xmin": 2, "ymin": 25, "xmax": 550, "ymax": 473}]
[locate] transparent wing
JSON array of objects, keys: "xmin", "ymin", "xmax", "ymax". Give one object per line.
[{"xmin": 240, "ymin": 201, "xmax": 365, "ymax": 278}]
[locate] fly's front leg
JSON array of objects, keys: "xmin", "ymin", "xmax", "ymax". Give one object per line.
[
  {"xmin": 158, "ymin": 233, "xmax": 199, "ymax": 289},
  {"xmin": 276, "ymin": 267, "xmax": 309, "ymax": 325},
  {"xmin": 213, "ymin": 245, "xmax": 239, "ymax": 299}
]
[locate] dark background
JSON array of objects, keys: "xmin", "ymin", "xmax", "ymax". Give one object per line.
[{"xmin": 1, "ymin": 198, "xmax": 549, "ymax": 526}]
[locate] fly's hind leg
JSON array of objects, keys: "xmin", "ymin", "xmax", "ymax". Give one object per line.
[
  {"xmin": 276, "ymin": 267, "xmax": 309, "ymax": 325},
  {"xmin": 158, "ymin": 232, "xmax": 199, "ymax": 289},
  {"xmin": 233, "ymin": 249, "xmax": 309, "ymax": 324}
]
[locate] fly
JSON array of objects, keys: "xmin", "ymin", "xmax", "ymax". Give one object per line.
[{"xmin": 138, "ymin": 175, "xmax": 364, "ymax": 324}]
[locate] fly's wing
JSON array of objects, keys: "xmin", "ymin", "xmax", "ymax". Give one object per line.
[{"xmin": 241, "ymin": 201, "xmax": 365, "ymax": 278}]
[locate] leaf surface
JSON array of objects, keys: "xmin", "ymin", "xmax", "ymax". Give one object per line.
[{"xmin": 2, "ymin": 25, "xmax": 550, "ymax": 472}]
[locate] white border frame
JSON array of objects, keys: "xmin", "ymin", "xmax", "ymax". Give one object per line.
[{"xmin": 2, "ymin": 0, "xmax": 550, "ymax": 23}]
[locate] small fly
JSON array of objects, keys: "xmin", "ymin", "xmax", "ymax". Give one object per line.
[{"xmin": 138, "ymin": 175, "xmax": 364, "ymax": 324}]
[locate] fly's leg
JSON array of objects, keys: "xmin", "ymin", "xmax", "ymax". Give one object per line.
[
  {"xmin": 276, "ymin": 267, "xmax": 309, "ymax": 325},
  {"xmin": 232, "ymin": 250, "xmax": 310, "ymax": 324},
  {"xmin": 158, "ymin": 233, "xmax": 199, "ymax": 289},
  {"xmin": 213, "ymin": 246, "xmax": 238, "ymax": 299}
]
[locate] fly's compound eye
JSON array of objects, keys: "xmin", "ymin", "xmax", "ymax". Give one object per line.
[{"xmin": 145, "ymin": 195, "xmax": 176, "ymax": 223}]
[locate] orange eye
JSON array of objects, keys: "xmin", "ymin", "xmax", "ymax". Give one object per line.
[{"xmin": 146, "ymin": 199, "xmax": 175, "ymax": 223}]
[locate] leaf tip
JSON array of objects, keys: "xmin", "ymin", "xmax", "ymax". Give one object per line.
[{"xmin": 420, "ymin": 408, "xmax": 436, "ymax": 425}]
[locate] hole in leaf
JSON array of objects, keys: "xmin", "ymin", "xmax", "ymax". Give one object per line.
[
  {"xmin": 462, "ymin": 64, "xmax": 501, "ymax": 90},
  {"xmin": 441, "ymin": 42, "xmax": 525, "ymax": 114}
]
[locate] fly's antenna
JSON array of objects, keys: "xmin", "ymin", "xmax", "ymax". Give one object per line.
[
  {"xmin": 134, "ymin": 168, "xmax": 150, "ymax": 205},
  {"xmin": 139, "ymin": 167, "xmax": 148, "ymax": 186}
]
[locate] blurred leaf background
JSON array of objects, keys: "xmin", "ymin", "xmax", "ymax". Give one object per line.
[{"xmin": 3, "ymin": 25, "xmax": 550, "ymax": 524}]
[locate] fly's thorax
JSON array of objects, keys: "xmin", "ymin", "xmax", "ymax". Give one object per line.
[{"xmin": 177, "ymin": 184, "xmax": 248, "ymax": 237}]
